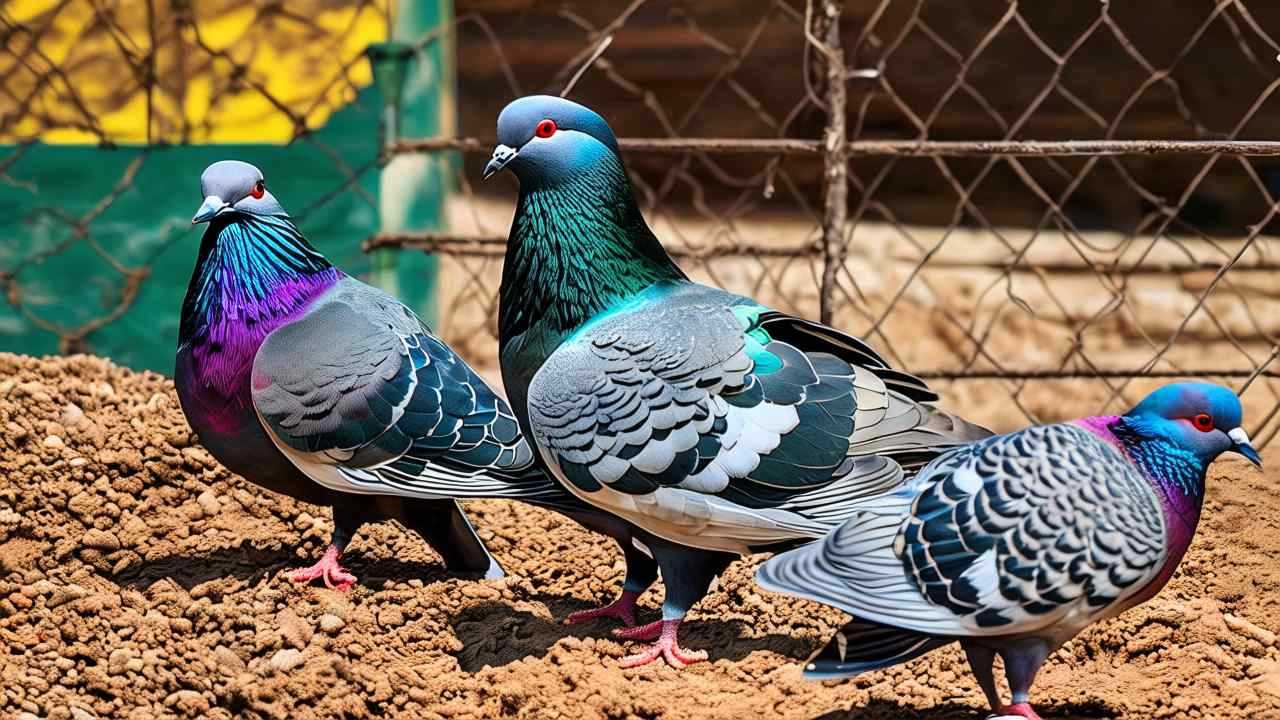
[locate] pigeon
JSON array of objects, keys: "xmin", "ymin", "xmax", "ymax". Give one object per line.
[
  {"xmin": 484, "ymin": 96, "xmax": 991, "ymax": 667},
  {"xmin": 175, "ymin": 159, "xmax": 655, "ymax": 596},
  {"xmin": 756, "ymin": 382, "xmax": 1261, "ymax": 720}
]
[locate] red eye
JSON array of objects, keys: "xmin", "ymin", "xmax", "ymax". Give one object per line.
[
  {"xmin": 535, "ymin": 119, "xmax": 557, "ymax": 139},
  {"xmin": 250, "ymin": 181, "xmax": 265, "ymax": 199},
  {"xmin": 1192, "ymin": 413, "xmax": 1214, "ymax": 432}
]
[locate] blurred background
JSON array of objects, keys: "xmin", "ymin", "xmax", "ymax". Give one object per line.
[{"xmin": 4, "ymin": 0, "xmax": 1280, "ymax": 439}]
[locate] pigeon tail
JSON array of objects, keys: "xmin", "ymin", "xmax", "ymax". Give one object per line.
[
  {"xmin": 398, "ymin": 499, "xmax": 504, "ymax": 578},
  {"xmin": 803, "ymin": 618, "xmax": 952, "ymax": 679}
]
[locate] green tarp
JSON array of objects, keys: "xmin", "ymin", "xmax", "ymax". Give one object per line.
[{"xmin": 0, "ymin": 86, "xmax": 441, "ymax": 374}]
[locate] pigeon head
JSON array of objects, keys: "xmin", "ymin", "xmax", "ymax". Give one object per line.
[
  {"xmin": 484, "ymin": 95, "xmax": 621, "ymax": 186},
  {"xmin": 1123, "ymin": 382, "xmax": 1260, "ymax": 467},
  {"xmin": 193, "ymin": 160, "xmax": 287, "ymax": 224}
]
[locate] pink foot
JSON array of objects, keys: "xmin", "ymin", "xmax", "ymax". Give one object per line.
[
  {"xmin": 566, "ymin": 590, "xmax": 640, "ymax": 627},
  {"xmin": 617, "ymin": 620, "xmax": 707, "ymax": 669},
  {"xmin": 991, "ymin": 704, "xmax": 1042, "ymax": 720},
  {"xmin": 287, "ymin": 545, "xmax": 357, "ymax": 591},
  {"xmin": 612, "ymin": 619, "xmax": 663, "ymax": 641}
]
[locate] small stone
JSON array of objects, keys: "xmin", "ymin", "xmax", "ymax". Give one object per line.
[
  {"xmin": 277, "ymin": 608, "xmax": 312, "ymax": 649},
  {"xmin": 377, "ymin": 607, "xmax": 405, "ymax": 628},
  {"xmin": 213, "ymin": 646, "xmax": 246, "ymax": 674},
  {"xmin": 318, "ymin": 613, "xmax": 345, "ymax": 634},
  {"xmin": 409, "ymin": 687, "xmax": 432, "ymax": 704},
  {"xmin": 47, "ymin": 584, "xmax": 89, "ymax": 608},
  {"xmin": 5, "ymin": 421, "xmax": 26, "ymax": 441},
  {"xmin": 165, "ymin": 689, "xmax": 210, "ymax": 715},
  {"xmin": 196, "ymin": 490, "xmax": 221, "ymax": 517},
  {"xmin": 1225, "ymin": 613, "xmax": 1277, "ymax": 647},
  {"xmin": 70, "ymin": 710, "xmax": 98, "ymax": 720},
  {"xmin": 108, "ymin": 647, "xmax": 133, "ymax": 675},
  {"xmin": 81, "ymin": 529, "xmax": 120, "ymax": 552},
  {"xmin": 268, "ymin": 648, "xmax": 304, "ymax": 672},
  {"xmin": 61, "ymin": 402, "xmax": 85, "ymax": 428},
  {"xmin": 67, "ymin": 492, "xmax": 95, "ymax": 518},
  {"xmin": 460, "ymin": 584, "xmax": 499, "ymax": 600},
  {"xmin": 29, "ymin": 579, "xmax": 55, "ymax": 596},
  {"xmin": 43, "ymin": 434, "xmax": 65, "ymax": 448}
]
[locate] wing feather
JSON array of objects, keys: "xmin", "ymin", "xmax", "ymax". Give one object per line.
[
  {"xmin": 526, "ymin": 283, "xmax": 990, "ymax": 552},
  {"xmin": 251, "ymin": 279, "xmax": 583, "ymax": 512},
  {"xmin": 759, "ymin": 423, "xmax": 1170, "ymax": 637}
]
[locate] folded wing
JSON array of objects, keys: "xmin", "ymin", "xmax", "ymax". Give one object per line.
[
  {"xmin": 757, "ymin": 424, "xmax": 1169, "ymax": 637},
  {"xmin": 251, "ymin": 278, "xmax": 583, "ymax": 512}
]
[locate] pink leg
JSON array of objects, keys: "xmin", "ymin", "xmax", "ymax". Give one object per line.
[
  {"xmin": 617, "ymin": 619, "xmax": 707, "ymax": 669},
  {"xmin": 565, "ymin": 590, "xmax": 641, "ymax": 628},
  {"xmin": 288, "ymin": 545, "xmax": 357, "ymax": 591},
  {"xmin": 992, "ymin": 704, "xmax": 1043, "ymax": 720}
]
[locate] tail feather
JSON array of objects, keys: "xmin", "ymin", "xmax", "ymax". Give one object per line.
[
  {"xmin": 758, "ymin": 313, "xmax": 938, "ymax": 403},
  {"xmin": 341, "ymin": 459, "xmax": 595, "ymax": 515},
  {"xmin": 850, "ymin": 398, "xmax": 994, "ymax": 473},
  {"xmin": 804, "ymin": 618, "xmax": 952, "ymax": 679},
  {"xmin": 400, "ymin": 499, "xmax": 504, "ymax": 579},
  {"xmin": 776, "ymin": 456, "xmax": 903, "ymax": 529},
  {"xmin": 777, "ymin": 399, "xmax": 992, "ymax": 533}
]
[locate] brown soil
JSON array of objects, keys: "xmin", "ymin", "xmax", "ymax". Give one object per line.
[{"xmin": 2, "ymin": 352, "xmax": 1280, "ymax": 720}]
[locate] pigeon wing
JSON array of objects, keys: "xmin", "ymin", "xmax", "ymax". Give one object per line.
[
  {"xmin": 251, "ymin": 278, "xmax": 571, "ymax": 507},
  {"xmin": 526, "ymin": 282, "xmax": 983, "ymax": 551},
  {"xmin": 757, "ymin": 423, "xmax": 1169, "ymax": 637}
]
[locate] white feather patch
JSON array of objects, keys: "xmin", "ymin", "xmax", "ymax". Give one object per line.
[
  {"xmin": 590, "ymin": 454, "xmax": 631, "ymax": 484},
  {"xmin": 628, "ymin": 440, "xmax": 677, "ymax": 475},
  {"xmin": 959, "ymin": 547, "xmax": 1004, "ymax": 607},
  {"xmin": 952, "ymin": 465, "xmax": 984, "ymax": 495},
  {"xmin": 680, "ymin": 464, "xmax": 730, "ymax": 493}
]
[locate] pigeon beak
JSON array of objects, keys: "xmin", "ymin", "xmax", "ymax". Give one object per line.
[
  {"xmin": 1228, "ymin": 427, "xmax": 1263, "ymax": 468},
  {"xmin": 192, "ymin": 195, "xmax": 230, "ymax": 224},
  {"xmin": 483, "ymin": 144, "xmax": 518, "ymax": 180}
]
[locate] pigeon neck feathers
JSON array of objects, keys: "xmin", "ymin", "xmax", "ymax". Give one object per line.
[
  {"xmin": 179, "ymin": 212, "xmax": 339, "ymax": 396},
  {"xmin": 1081, "ymin": 414, "xmax": 1207, "ymax": 605},
  {"xmin": 498, "ymin": 146, "xmax": 685, "ymax": 345},
  {"xmin": 1079, "ymin": 414, "xmax": 1207, "ymax": 542}
]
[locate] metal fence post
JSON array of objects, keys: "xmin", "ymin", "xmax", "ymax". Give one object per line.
[
  {"xmin": 365, "ymin": 40, "xmax": 412, "ymax": 296},
  {"xmin": 367, "ymin": 0, "xmax": 454, "ymax": 324},
  {"xmin": 812, "ymin": 0, "xmax": 847, "ymax": 326}
]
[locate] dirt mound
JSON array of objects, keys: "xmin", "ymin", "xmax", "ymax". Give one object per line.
[{"xmin": 2, "ymin": 352, "xmax": 1280, "ymax": 719}]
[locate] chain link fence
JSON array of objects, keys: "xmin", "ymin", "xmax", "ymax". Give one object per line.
[
  {"xmin": 5, "ymin": 1, "xmax": 1280, "ymax": 444},
  {"xmin": 0, "ymin": 1, "xmax": 388, "ymax": 369},
  {"xmin": 367, "ymin": 0, "xmax": 1280, "ymax": 442}
]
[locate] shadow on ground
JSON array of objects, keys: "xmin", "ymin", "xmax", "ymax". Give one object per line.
[
  {"xmin": 450, "ymin": 593, "xmax": 820, "ymax": 672},
  {"xmin": 111, "ymin": 542, "xmax": 455, "ymax": 590},
  {"xmin": 812, "ymin": 698, "xmax": 1117, "ymax": 719}
]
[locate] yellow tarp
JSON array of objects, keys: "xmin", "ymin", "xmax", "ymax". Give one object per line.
[{"xmin": 3, "ymin": 0, "xmax": 389, "ymax": 143}]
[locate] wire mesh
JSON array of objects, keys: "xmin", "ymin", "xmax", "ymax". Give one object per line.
[
  {"xmin": 0, "ymin": 1, "xmax": 386, "ymax": 368},
  {"xmin": 5, "ymin": 0, "xmax": 1280, "ymax": 444},
  {"xmin": 379, "ymin": 0, "xmax": 1280, "ymax": 441}
]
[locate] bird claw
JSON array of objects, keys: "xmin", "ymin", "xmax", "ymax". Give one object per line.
[
  {"xmin": 988, "ymin": 704, "xmax": 1043, "ymax": 720},
  {"xmin": 288, "ymin": 546, "xmax": 356, "ymax": 592},
  {"xmin": 617, "ymin": 620, "xmax": 707, "ymax": 669},
  {"xmin": 565, "ymin": 590, "xmax": 640, "ymax": 627},
  {"xmin": 612, "ymin": 619, "xmax": 663, "ymax": 641}
]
